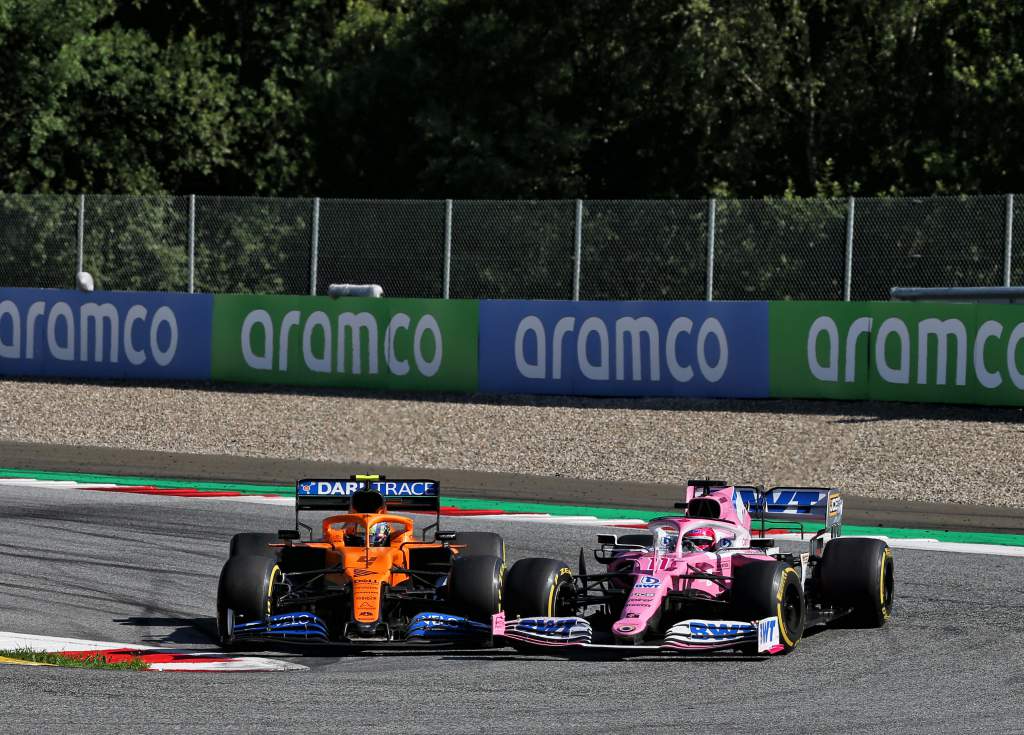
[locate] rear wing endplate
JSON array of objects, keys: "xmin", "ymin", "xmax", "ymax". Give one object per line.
[
  {"xmin": 734, "ymin": 486, "xmax": 843, "ymax": 531},
  {"xmin": 295, "ymin": 477, "xmax": 441, "ymax": 513}
]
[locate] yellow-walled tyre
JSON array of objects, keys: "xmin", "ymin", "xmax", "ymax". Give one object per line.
[
  {"xmin": 819, "ymin": 538, "xmax": 894, "ymax": 628},
  {"xmin": 503, "ymin": 558, "xmax": 575, "ymax": 620},
  {"xmin": 732, "ymin": 561, "xmax": 805, "ymax": 653},
  {"xmin": 216, "ymin": 554, "xmax": 280, "ymax": 647}
]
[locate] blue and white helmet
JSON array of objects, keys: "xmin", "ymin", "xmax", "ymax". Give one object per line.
[{"xmin": 369, "ymin": 521, "xmax": 392, "ymax": 547}]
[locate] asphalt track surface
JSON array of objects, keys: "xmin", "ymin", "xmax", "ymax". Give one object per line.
[{"xmin": 1, "ymin": 483, "xmax": 1023, "ymax": 734}]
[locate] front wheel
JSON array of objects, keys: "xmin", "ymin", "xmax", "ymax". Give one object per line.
[
  {"xmin": 503, "ymin": 558, "xmax": 575, "ymax": 620},
  {"xmin": 731, "ymin": 560, "xmax": 805, "ymax": 653},
  {"xmin": 216, "ymin": 554, "xmax": 281, "ymax": 647},
  {"xmin": 446, "ymin": 554, "xmax": 504, "ymax": 621}
]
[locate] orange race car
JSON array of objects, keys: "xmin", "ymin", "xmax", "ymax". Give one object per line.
[{"xmin": 216, "ymin": 475, "xmax": 505, "ymax": 646}]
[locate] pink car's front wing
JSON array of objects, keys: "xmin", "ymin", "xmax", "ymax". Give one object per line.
[{"xmin": 491, "ymin": 613, "xmax": 785, "ymax": 655}]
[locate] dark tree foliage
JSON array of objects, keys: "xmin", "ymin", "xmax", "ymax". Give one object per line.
[{"xmin": 0, "ymin": 0, "xmax": 1022, "ymax": 198}]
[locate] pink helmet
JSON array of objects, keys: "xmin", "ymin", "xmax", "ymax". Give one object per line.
[{"xmin": 684, "ymin": 526, "xmax": 719, "ymax": 551}]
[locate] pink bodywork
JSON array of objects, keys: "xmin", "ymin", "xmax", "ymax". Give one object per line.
[{"xmin": 608, "ymin": 484, "xmax": 771, "ymax": 648}]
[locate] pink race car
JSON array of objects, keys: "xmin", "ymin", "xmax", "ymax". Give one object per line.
[{"xmin": 494, "ymin": 480, "xmax": 894, "ymax": 655}]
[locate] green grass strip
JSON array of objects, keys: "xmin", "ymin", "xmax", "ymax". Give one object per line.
[
  {"xmin": 0, "ymin": 467, "xmax": 287, "ymax": 494},
  {"xmin": 0, "ymin": 648, "xmax": 148, "ymax": 670},
  {"xmin": 2, "ymin": 466, "xmax": 1023, "ymax": 547}
]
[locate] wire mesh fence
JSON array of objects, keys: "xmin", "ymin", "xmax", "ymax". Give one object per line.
[
  {"xmin": 850, "ymin": 195, "xmax": 1008, "ymax": 301},
  {"xmin": 318, "ymin": 199, "xmax": 446, "ymax": 298},
  {"xmin": 0, "ymin": 194, "xmax": 1018, "ymax": 300},
  {"xmin": 82, "ymin": 195, "xmax": 190, "ymax": 292},
  {"xmin": 580, "ymin": 200, "xmax": 707, "ymax": 300},
  {"xmin": 450, "ymin": 200, "xmax": 577, "ymax": 299},
  {"xmin": 714, "ymin": 198, "xmax": 849, "ymax": 300},
  {"xmin": 0, "ymin": 195, "xmax": 80, "ymax": 289}
]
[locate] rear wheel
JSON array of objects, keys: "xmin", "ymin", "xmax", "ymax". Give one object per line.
[
  {"xmin": 446, "ymin": 554, "xmax": 504, "ymax": 621},
  {"xmin": 731, "ymin": 560, "xmax": 804, "ymax": 653},
  {"xmin": 216, "ymin": 554, "xmax": 281, "ymax": 648},
  {"xmin": 504, "ymin": 558, "xmax": 575, "ymax": 619},
  {"xmin": 229, "ymin": 532, "xmax": 279, "ymax": 558},
  {"xmin": 451, "ymin": 532, "xmax": 505, "ymax": 561},
  {"xmin": 818, "ymin": 538, "xmax": 894, "ymax": 627}
]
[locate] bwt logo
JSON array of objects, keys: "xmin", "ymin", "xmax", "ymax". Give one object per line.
[
  {"xmin": 513, "ymin": 315, "xmax": 728, "ymax": 383},
  {"xmin": 736, "ymin": 488, "xmax": 825, "ymax": 512},
  {"xmin": 0, "ymin": 299, "xmax": 178, "ymax": 365},
  {"xmin": 634, "ymin": 575, "xmax": 661, "ymax": 589},
  {"xmin": 807, "ymin": 315, "xmax": 1024, "ymax": 389},
  {"xmin": 519, "ymin": 618, "xmax": 575, "ymax": 635},
  {"xmin": 241, "ymin": 309, "xmax": 442, "ymax": 376},
  {"xmin": 688, "ymin": 621, "xmax": 749, "ymax": 639}
]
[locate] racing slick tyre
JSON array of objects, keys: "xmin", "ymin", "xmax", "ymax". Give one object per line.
[
  {"xmin": 818, "ymin": 538, "xmax": 894, "ymax": 627},
  {"xmin": 447, "ymin": 553, "xmax": 504, "ymax": 621},
  {"xmin": 229, "ymin": 532, "xmax": 279, "ymax": 558},
  {"xmin": 216, "ymin": 554, "xmax": 281, "ymax": 647},
  {"xmin": 503, "ymin": 558, "xmax": 575, "ymax": 619},
  {"xmin": 451, "ymin": 532, "xmax": 505, "ymax": 561},
  {"xmin": 732, "ymin": 560, "xmax": 804, "ymax": 653}
]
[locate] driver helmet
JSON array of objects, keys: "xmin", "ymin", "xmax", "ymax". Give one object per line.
[
  {"xmin": 683, "ymin": 526, "xmax": 719, "ymax": 551},
  {"xmin": 655, "ymin": 528, "xmax": 678, "ymax": 552},
  {"xmin": 369, "ymin": 521, "xmax": 392, "ymax": 547}
]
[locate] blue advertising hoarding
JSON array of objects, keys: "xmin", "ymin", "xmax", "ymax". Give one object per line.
[
  {"xmin": 478, "ymin": 300, "xmax": 770, "ymax": 397},
  {"xmin": 0, "ymin": 288, "xmax": 213, "ymax": 380}
]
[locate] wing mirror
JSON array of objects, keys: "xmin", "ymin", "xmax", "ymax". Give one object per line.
[{"xmin": 278, "ymin": 529, "xmax": 300, "ymax": 541}]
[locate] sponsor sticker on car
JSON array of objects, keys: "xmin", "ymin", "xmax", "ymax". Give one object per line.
[{"xmin": 757, "ymin": 617, "xmax": 780, "ymax": 653}]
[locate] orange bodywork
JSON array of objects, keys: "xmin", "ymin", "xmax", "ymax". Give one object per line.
[{"xmin": 284, "ymin": 512, "xmax": 446, "ymax": 626}]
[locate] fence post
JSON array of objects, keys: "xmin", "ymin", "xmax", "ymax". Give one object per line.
[
  {"xmin": 573, "ymin": 199, "xmax": 583, "ymax": 300},
  {"xmin": 76, "ymin": 194, "xmax": 85, "ymax": 277},
  {"xmin": 188, "ymin": 194, "xmax": 196, "ymax": 294},
  {"xmin": 844, "ymin": 196, "xmax": 856, "ymax": 301},
  {"xmin": 443, "ymin": 199, "xmax": 453, "ymax": 299},
  {"xmin": 705, "ymin": 198, "xmax": 716, "ymax": 301},
  {"xmin": 310, "ymin": 197, "xmax": 320, "ymax": 296},
  {"xmin": 1005, "ymin": 193, "xmax": 1014, "ymax": 287}
]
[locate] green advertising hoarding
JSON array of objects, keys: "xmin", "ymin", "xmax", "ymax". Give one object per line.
[
  {"xmin": 211, "ymin": 295, "xmax": 478, "ymax": 392},
  {"xmin": 770, "ymin": 302, "xmax": 1024, "ymax": 406}
]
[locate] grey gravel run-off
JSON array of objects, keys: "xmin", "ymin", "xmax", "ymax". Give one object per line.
[
  {"xmin": 0, "ymin": 483, "xmax": 1021, "ymax": 735},
  {"xmin": 0, "ymin": 378, "xmax": 1023, "ymax": 506}
]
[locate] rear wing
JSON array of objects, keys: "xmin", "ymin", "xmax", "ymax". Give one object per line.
[
  {"xmin": 295, "ymin": 477, "xmax": 441, "ymax": 513},
  {"xmin": 734, "ymin": 486, "xmax": 843, "ymax": 533}
]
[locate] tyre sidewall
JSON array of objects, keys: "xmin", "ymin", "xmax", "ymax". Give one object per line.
[
  {"xmin": 819, "ymin": 538, "xmax": 894, "ymax": 627},
  {"xmin": 504, "ymin": 558, "xmax": 574, "ymax": 620},
  {"xmin": 217, "ymin": 554, "xmax": 281, "ymax": 619},
  {"xmin": 447, "ymin": 553, "xmax": 504, "ymax": 620},
  {"xmin": 732, "ymin": 560, "xmax": 805, "ymax": 652}
]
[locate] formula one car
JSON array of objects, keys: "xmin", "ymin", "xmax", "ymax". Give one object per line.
[
  {"xmin": 494, "ymin": 480, "xmax": 893, "ymax": 655},
  {"xmin": 216, "ymin": 475, "xmax": 505, "ymax": 647}
]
